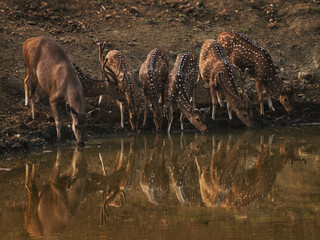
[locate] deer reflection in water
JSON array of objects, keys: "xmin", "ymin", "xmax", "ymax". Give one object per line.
[
  {"xmin": 195, "ymin": 132, "xmax": 295, "ymax": 208},
  {"xmin": 25, "ymin": 147, "xmax": 87, "ymax": 237},
  {"xmin": 140, "ymin": 136, "xmax": 170, "ymax": 205},
  {"xmin": 87, "ymin": 138, "xmax": 136, "ymax": 224},
  {"xmin": 168, "ymin": 134, "xmax": 208, "ymax": 205}
]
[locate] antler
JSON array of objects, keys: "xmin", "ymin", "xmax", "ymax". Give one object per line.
[{"xmin": 98, "ymin": 42, "xmax": 120, "ymax": 83}]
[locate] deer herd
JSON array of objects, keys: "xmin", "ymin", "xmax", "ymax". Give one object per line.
[{"xmin": 23, "ymin": 33, "xmax": 299, "ymax": 146}]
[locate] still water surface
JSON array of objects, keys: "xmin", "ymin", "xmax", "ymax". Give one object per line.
[{"xmin": 1, "ymin": 126, "xmax": 320, "ymax": 239}]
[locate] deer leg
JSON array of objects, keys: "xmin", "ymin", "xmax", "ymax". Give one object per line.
[
  {"xmin": 210, "ymin": 84, "xmax": 217, "ymax": 120},
  {"xmin": 143, "ymin": 98, "xmax": 148, "ymax": 126},
  {"xmin": 24, "ymin": 72, "xmax": 30, "ymax": 106},
  {"xmin": 216, "ymin": 90, "xmax": 224, "ymax": 107},
  {"xmin": 255, "ymin": 80, "xmax": 265, "ymax": 115},
  {"xmin": 180, "ymin": 111, "xmax": 185, "ymax": 131},
  {"xmin": 117, "ymin": 100, "xmax": 124, "ymax": 128},
  {"xmin": 28, "ymin": 79, "xmax": 38, "ymax": 120},
  {"xmin": 266, "ymin": 87, "xmax": 275, "ymax": 111},
  {"xmin": 49, "ymin": 100, "xmax": 62, "ymax": 142},
  {"xmin": 227, "ymin": 101, "xmax": 233, "ymax": 120},
  {"xmin": 167, "ymin": 103, "xmax": 173, "ymax": 134}
]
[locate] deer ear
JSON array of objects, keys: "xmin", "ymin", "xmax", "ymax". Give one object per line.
[
  {"xmin": 87, "ymin": 108, "xmax": 100, "ymax": 118},
  {"xmin": 66, "ymin": 102, "xmax": 78, "ymax": 117}
]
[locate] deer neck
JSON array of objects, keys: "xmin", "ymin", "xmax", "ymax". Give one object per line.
[
  {"xmin": 73, "ymin": 64, "xmax": 107, "ymax": 97},
  {"xmin": 176, "ymin": 95, "xmax": 194, "ymax": 118}
]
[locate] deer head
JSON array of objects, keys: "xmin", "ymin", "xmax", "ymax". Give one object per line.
[
  {"xmin": 66, "ymin": 103, "xmax": 100, "ymax": 147},
  {"xmin": 278, "ymin": 75, "xmax": 298, "ymax": 113},
  {"xmin": 186, "ymin": 107, "xmax": 209, "ymax": 133},
  {"xmin": 217, "ymin": 71, "xmax": 253, "ymax": 127}
]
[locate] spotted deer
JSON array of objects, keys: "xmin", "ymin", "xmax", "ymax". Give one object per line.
[
  {"xmin": 199, "ymin": 39, "xmax": 253, "ymax": 127},
  {"xmin": 101, "ymin": 49, "xmax": 139, "ymax": 131},
  {"xmin": 139, "ymin": 48, "xmax": 169, "ymax": 132},
  {"xmin": 218, "ymin": 32, "xmax": 296, "ymax": 115},
  {"xmin": 72, "ymin": 43, "xmax": 125, "ymax": 102},
  {"xmin": 23, "ymin": 36, "xmax": 100, "ymax": 147},
  {"xmin": 167, "ymin": 52, "xmax": 209, "ymax": 133}
]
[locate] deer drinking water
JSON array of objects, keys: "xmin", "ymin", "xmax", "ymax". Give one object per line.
[
  {"xmin": 139, "ymin": 48, "xmax": 169, "ymax": 132},
  {"xmin": 167, "ymin": 52, "xmax": 208, "ymax": 133},
  {"xmin": 199, "ymin": 39, "xmax": 253, "ymax": 127},
  {"xmin": 23, "ymin": 36, "xmax": 99, "ymax": 147},
  {"xmin": 218, "ymin": 32, "xmax": 296, "ymax": 115},
  {"xmin": 101, "ymin": 48, "xmax": 139, "ymax": 131}
]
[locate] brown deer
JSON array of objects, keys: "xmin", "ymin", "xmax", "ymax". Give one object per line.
[
  {"xmin": 139, "ymin": 48, "xmax": 169, "ymax": 132},
  {"xmin": 100, "ymin": 48, "xmax": 139, "ymax": 131},
  {"xmin": 25, "ymin": 148, "xmax": 88, "ymax": 237},
  {"xmin": 72, "ymin": 43, "xmax": 125, "ymax": 102},
  {"xmin": 23, "ymin": 36, "xmax": 100, "ymax": 147},
  {"xmin": 199, "ymin": 39, "xmax": 253, "ymax": 127},
  {"xmin": 167, "ymin": 52, "xmax": 209, "ymax": 133},
  {"xmin": 218, "ymin": 32, "xmax": 296, "ymax": 115}
]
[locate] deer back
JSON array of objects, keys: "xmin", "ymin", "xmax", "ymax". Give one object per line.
[
  {"xmin": 140, "ymin": 48, "xmax": 169, "ymax": 107},
  {"xmin": 24, "ymin": 36, "xmax": 84, "ymax": 111}
]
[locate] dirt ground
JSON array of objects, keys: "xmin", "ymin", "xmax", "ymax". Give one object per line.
[{"xmin": 0, "ymin": 0, "xmax": 319, "ymax": 154}]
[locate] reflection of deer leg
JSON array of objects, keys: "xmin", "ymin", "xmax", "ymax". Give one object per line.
[
  {"xmin": 180, "ymin": 132, "xmax": 185, "ymax": 150},
  {"xmin": 100, "ymin": 189, "xmax": 120, "ymax": 224},
  {"xmin": 195, "ymin": 157, "xmax": 201, "ymax": 177},
  {"xmin": 256, "ymin": 136, "xmax": 264, "ymax": 166},
  {"xmin": 50, "ymin": 149, "xmax": 61, "ymax": 185},
  {"xmin": 113, "ymin": 139, "xmax": 124, "ymax": 171},
  {"xmin": 167, "ymin": 103, "xmax": 173, "ymax": 133},
  {"xmin": 25, "ymin": 163, "xmax": 36, "ymax": 195},
  {"xmin": 99, "ymin": 153, "xmax": 107, "ymax": 176}
]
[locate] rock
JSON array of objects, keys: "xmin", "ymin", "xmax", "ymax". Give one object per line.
[
  {"xmin": 268, "ymin": 22, "xmax": 277, "ymax": 29},
  {"xmin": 27, "ymin": 21, "xmax": 37, "ymax": 26},
  {"xmin": 130, "ymin": 7, "xmax": 140, "ymax": 15},
  {"xmin": 13, "ymin": 11, "xmax": 24, "ymax": 19},
  {"xmin": 65, "ymin": 25, "xmax": 75, "ymax": 32}
]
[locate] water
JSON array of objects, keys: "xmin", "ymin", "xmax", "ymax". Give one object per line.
[{"xmin": 1, "ymin": 126, "xmax": 320, "ymax": 239}]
